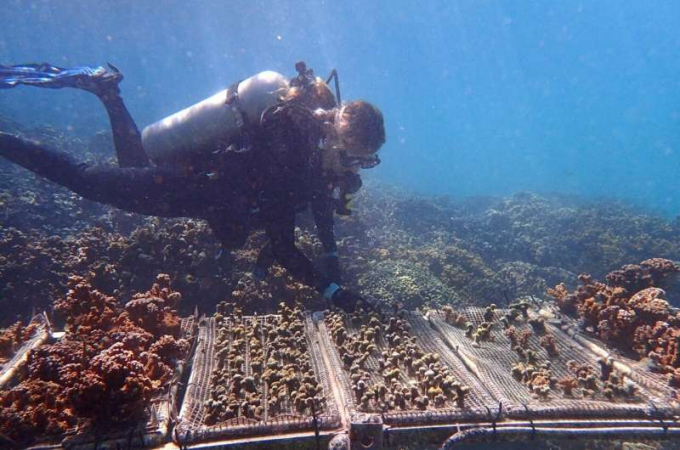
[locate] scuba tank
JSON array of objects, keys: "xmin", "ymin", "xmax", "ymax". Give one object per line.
[{"xmin": 141, "ymin": 71, "xmax": 289, "ymax": 166}]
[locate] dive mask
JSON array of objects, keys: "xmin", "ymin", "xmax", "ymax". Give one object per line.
[{"xmin": 339, "ymin": 150, "xmax": 381, "ymax": 169}]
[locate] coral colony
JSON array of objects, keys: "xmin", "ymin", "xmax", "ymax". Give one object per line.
[
  {"xmin": 0, "ymin": 275, "xmax": 189, "ymax": 442},
  {"xmin": 204, "ymin": 302, "xmax": 325, "ymax": 424},
  {"xmin": 325, "ymin": 309, "xmax": 471, "ymax": 413},
  {"xmin": 1, "ymin": 122, "xmax": 680, "ymax": 446},
  {"xmin": 549, "ymin": 258, "xmax": 680, "ymax": 391}
]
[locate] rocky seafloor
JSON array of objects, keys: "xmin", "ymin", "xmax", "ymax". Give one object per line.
[
  {"xmin": 2, "ymin": 119, "xmax": 679, "ymax": 325},
  {"xmin": 2, "ymin": 121, "xmax": 680, "ymax": 448}
]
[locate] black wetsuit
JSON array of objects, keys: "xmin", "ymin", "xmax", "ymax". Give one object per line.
[{"xmin": 0, "ymin": 93, "xmax": 337, "ymax": 293}]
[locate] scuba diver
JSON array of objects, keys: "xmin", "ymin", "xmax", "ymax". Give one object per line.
[{"xmin": 0, "ymin": 61, "xmax": 386, "ymax": 312}]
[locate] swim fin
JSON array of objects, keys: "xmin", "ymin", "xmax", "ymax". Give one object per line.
[{"xmin": 0, "ymin": 62, "xmax": 122, "ymax": 93}]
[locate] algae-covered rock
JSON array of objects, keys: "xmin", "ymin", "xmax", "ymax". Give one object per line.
[{"xmin": 357, "ymin": 259, "xmax": 459, "ymax": 310}]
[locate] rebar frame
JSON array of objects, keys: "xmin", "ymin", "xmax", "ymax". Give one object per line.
[
  {"xmin": 23, "ymin": 316, "xmax": 196, "ymax": 449},
  {"xmin": 175, "ymin": 313, "xmax": 340, "ymax": 444},
  {"xmin": 0, "ymin": 313, "xmax": 50, "ymax": 389},
  {"xmin": 318, "ymin": 310, "xmax": 499, "ymax": 427},
  {"xmin": 429, "ymin": 307, "xmax": 678, "ymax": 421}
]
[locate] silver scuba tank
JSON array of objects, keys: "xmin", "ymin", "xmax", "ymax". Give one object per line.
[{"xmin": 141, "ymin": 71, "xmax": 289, "ymax": 166}]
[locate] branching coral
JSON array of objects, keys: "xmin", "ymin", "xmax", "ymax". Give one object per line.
[
  {"xmin": 123, "ymin": 274, "xmax": 182, "ymax": 339},
  {"xmin": 0, "ymin": 276, "xmax": 189, "ymax": 444},
  {"xmin": 204, "ymin": 302, "xmax": 323, "ymax": 425},
  {"xmin": 325, "ymin": 308, "xmax": 470, "ymax": 413},
  {"xmin": 54, "ymin": 275, "xmax": 120, "ymax": 337},
  {"xmin": 0, "ymin": 320, "xmax": 38, "ymax": 363},
  {"xmin": 549, "ymin": 259, "xmax": 680, "ymax": 389},
  {"xmin": 539, "ymin": 334, "xmax": 559, "ymax": 357}
]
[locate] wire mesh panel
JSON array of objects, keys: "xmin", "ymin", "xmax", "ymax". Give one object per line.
[
  {"xmin": 317, "ymin": 309, "xmax": 497, "ymax": 426},
  {"xmin": 34, "ymin": 316, "xmax": 196, "ymax": 449},
  {"xmin": 429, "ymin": 306, "xmax": 677, "ymax": 420},
  {"xmin": 552, "ymin": 311, "xmax": 677, "ymax": 402},
  {"xmin": 175, "ymin": 310, "xmax": 340, "ymax": 444},
  {"xmin": 0, "ymin": 313, "xmax": 50, "ymax": 389}
]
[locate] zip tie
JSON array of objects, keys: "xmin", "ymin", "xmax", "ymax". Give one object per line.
[
  {"xmin": 495, "ymin": 401, "xmax": 503, "ymax": 422},
  {"xmin": 312, "ymin": 405, "xmax": 321, "ymax": 450},
  {"xmin": 523, "ymin": 404, "xmax": 536, "ymax": 439},
  {"xmin": 648, "ymin": 401, "xmax": 668, "ymax": 433}
]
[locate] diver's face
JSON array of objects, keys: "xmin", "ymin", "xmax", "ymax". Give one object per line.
[
  {"xmin": 323, "ymin": 124, "xmax": 379, "ymax": 175},
  {"xmin": 322, "ymin": 144, "xmax": 349, "ymax": 175},
  {"xmin": 323, "ymin": 142, "xmax": 369, "ymax": 176}
]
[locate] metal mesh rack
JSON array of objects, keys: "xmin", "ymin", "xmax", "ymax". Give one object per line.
[
  {"xmin": 0, "ymin": 313, "xmax": 51, "ymax": 389},
  {"xmin": 175, "ymin": 313, "xmax": 340, "ymax": 444},
  {"xmin": 552, "ymin": 310, "xmax": 677, "ymax": 401},
  {"xmin": 429, "ymin": 307, "xmax": 678, "ymax": 421},
  {"xmin": 23, "ymin": 316, "xmax": 196, "ymax": 450},
  {"xmin": 317, "ymin": 310, "xmax": 498, "ymax": 427}
]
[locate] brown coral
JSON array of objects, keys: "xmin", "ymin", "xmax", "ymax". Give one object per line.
[
  {"xmin": 0, "ymin": 277, "xmax": 189, "ymax": 444},
  {"xmin": 0, "ymin": 320, "xmax": 38, "ymax": 362},
  {"xmin": 550, "ymin": 260, "xmax": 680, "ymax": 388}
]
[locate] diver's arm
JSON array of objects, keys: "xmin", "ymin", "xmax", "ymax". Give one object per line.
[
  {"xmin": 265, "ymin": 210, "xmax": 363, "ymax": 312},
  {"xmin": 266, "ymin": 211, "xmax": 330, "ymax": 292},
  {"xmin": 311, "ymin": 190, "xmax": 337, "ymax": 254},
  {"xmin": 311, "ymin": 189, "xmax": 343, "ymax": 283}
]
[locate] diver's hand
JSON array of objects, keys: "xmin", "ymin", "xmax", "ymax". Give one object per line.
[
  {"xmin": 253, "ymin": 265, "xmax": 268, "ymax": 281},
  {"xmin": 324, "ymin": 253, "xmax": 342, "ymax": 284},
  {"xmin": 324, "ymin": 283, "xmax": 363, "ymax": 313},
  {"xmin": 331, "ymin": 288, "xmax": 365, "ymax": 313}
]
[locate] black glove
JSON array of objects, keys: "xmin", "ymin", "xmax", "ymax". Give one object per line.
[
  {"xmin": 339, "ymin": 171, "xmax": 363, "ymax": 194},
  {"xmin": 330, "ymin": 288, "xmax": 364, "ymax": 313},
  {"xmin": 334, "ymin": 192, "xmax": 353, "ymax": 216},
  {"xmin": 324, "ymin": 253, "xmax": 342, "ymax": 284}
]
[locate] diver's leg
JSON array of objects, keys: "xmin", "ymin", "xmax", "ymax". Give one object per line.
[
  {"xmin": 0, "ymin": 132, "xmax": 203, "ymax": 217},
  {"xmin": 69, "ymin": 65, "xmax": 150, "ymax": 169},
  {"xmin": 254, "ymin": 241, "xmax": 275, "ymax": 279},
  {"xmin": 0, "ymin": 132, "xmax": 85, "ymax": 189},
  {"xmin": 1, "ymin": 63, "xmax": 150, "ymax": 168},
  {"xmin": 95, "ymin": 87, "xmax": 151, "ymax": 169}
]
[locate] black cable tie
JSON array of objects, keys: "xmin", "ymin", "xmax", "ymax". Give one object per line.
[
  {"xmin": 484, "ymin": 405, "xmax": 492, "ymax": 419},
  {"xmin": 495, "ymin": 401, "xmax": 503, "ymax": 421},
  {"xmin": 484, "ymin": 405, "xmax": 498, "ymax": 437},
  {"xmin": 649, "ymin": 402, "xmax": 668, "ymax": 433},
  {"xmin": 523, "ymin": 404, "xmax": 536, "ymax": 439},
  {"xmin": 182, "ymin": 430, "xmax": 191, "ymax": 450},
  {"xmin": 312, "ymin": 406, "xmax": 321, "ymax": 450}
]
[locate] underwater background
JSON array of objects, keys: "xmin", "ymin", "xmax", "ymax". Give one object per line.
[
  {"xmin": 2, "ymin": 0, "xmax": 680, "ymax": 215},
  {"xmin": 2, "ymin": 2, "xmax": 680, "ymax": 449}
]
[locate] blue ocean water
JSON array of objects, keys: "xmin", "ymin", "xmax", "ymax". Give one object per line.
[{"xmin": 1, "ymin": 0, "xmax": 679, "ymax": 215}]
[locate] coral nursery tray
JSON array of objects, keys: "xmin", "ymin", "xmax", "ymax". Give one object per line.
[
  {"xmin": 25, "ymin": 316, "xmax": 196, "ymax": 450},
  {"xmin": 0, "ymin": 313, "xmax": 51, "ymax": 389},
  {"xmin": 553, "ymin": 309, "xmax": 678, "ymax": 402},
  {"xmin": 175, "ymin": 308, "xmax": 340, "ymax": 444},
  {"xmin": 429, "ymin": 306, "xmax": 678, "ymax": 420},
  {"xmin": 318, "ymin": 309, "xmax": 496, "ymax": 426}
]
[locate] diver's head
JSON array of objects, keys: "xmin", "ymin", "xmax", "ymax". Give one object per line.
[
  {"xmin": 284, "ymin": 77, "xmax": 337, "ymax": 110},
  {"xmin": 323, "ymin": 100, "xmax": 386, "ymax": 175}
]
